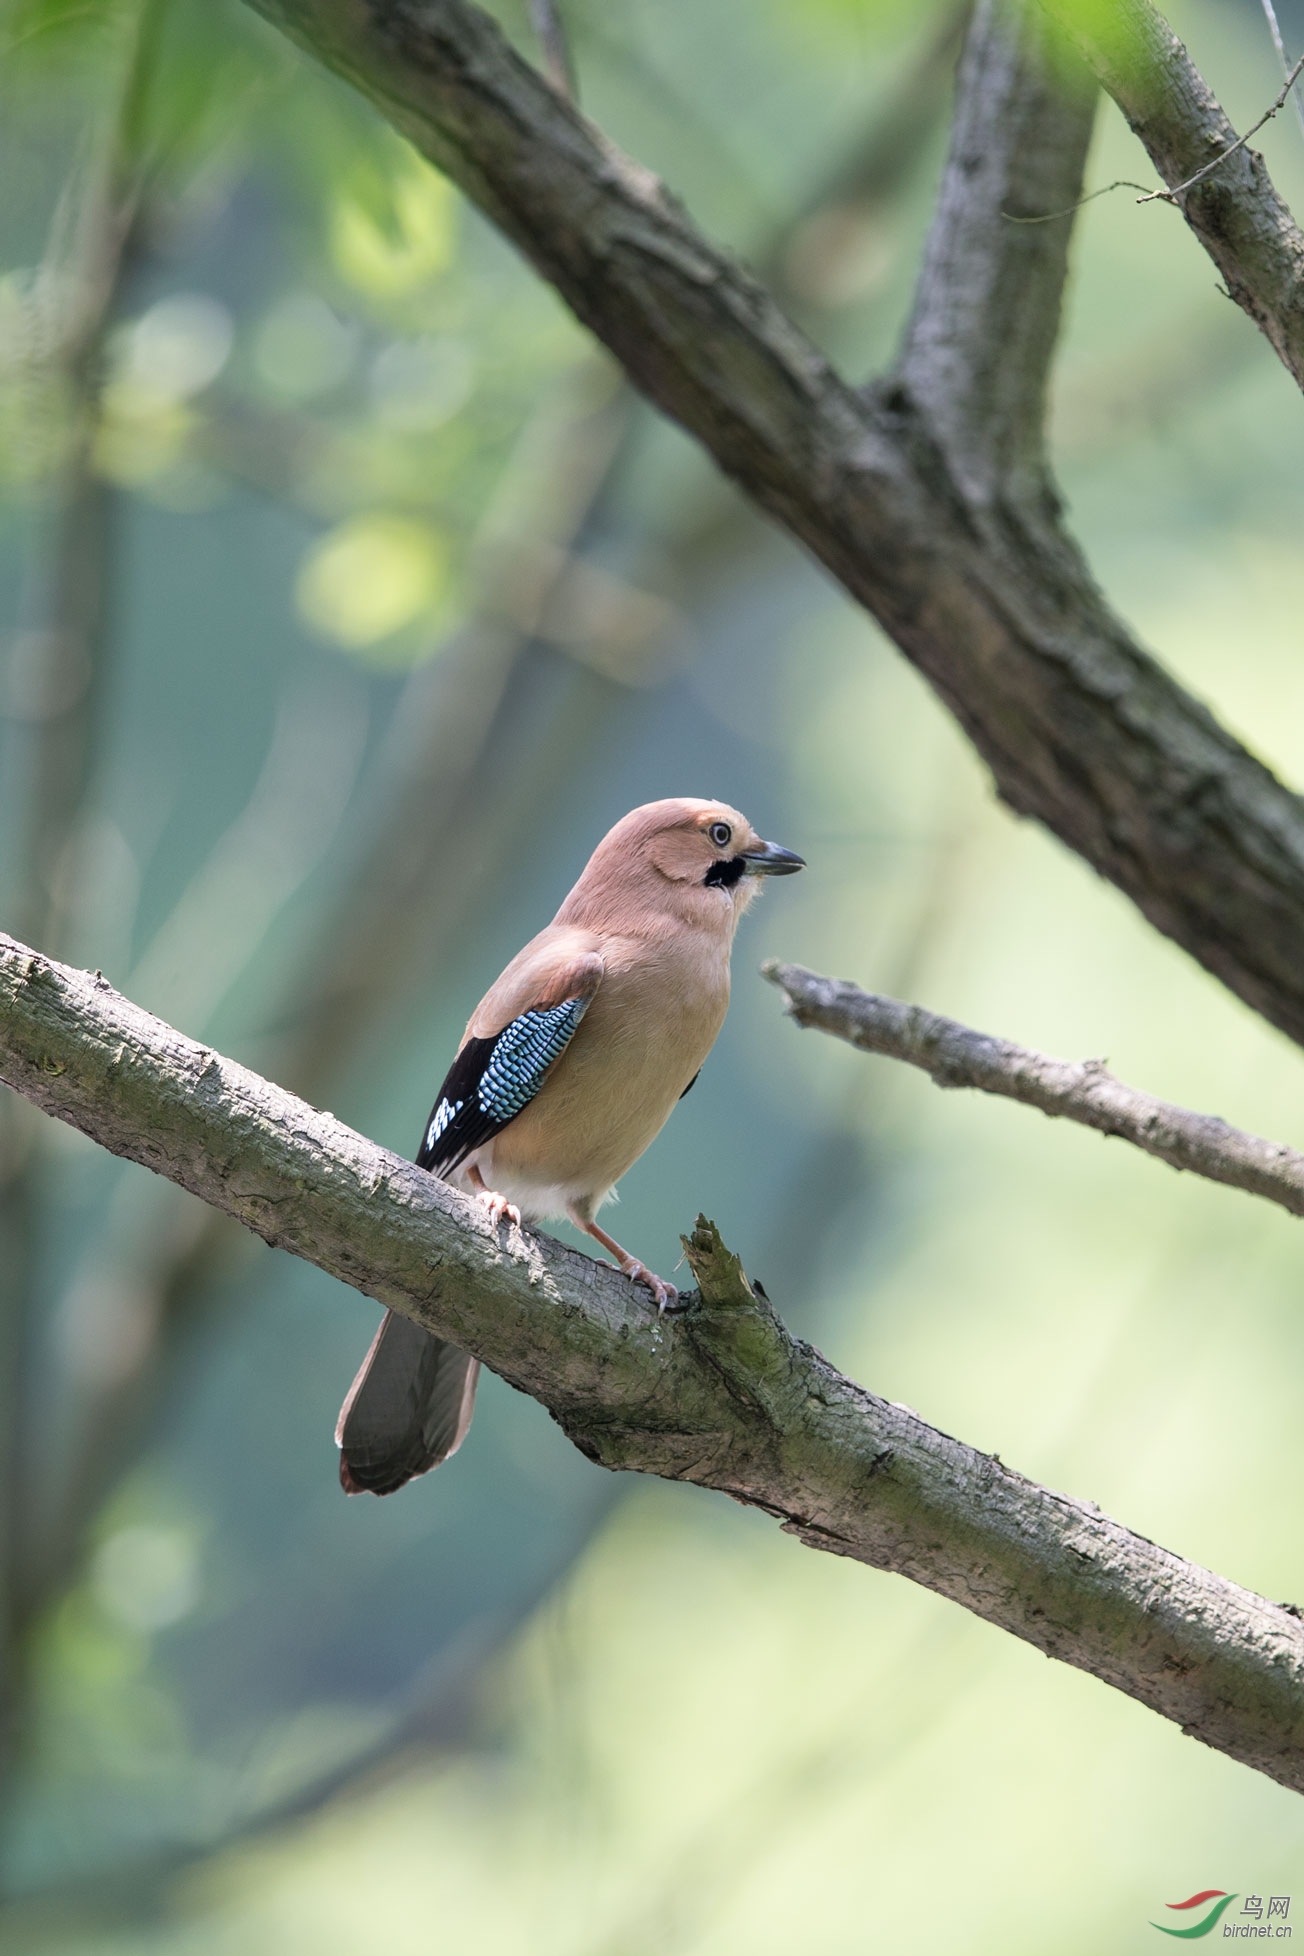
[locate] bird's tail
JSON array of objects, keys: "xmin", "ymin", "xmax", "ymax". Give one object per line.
[{"xmin": 336, "ymin": 1310, "xmax": 480, "ymax": 1495}]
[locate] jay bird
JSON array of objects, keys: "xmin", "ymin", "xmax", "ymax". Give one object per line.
[{"xmin": 336, "ymin": 797, "xmax": 804, "ymax": 1495}]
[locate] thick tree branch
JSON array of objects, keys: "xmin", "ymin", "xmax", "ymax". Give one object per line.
[
  {"xmin": 898, "ymin": 0, "xmax": 1096, "ymax": 505},
  {"xmin": 1041, "ymin": 0, "xmax": 1304, "ymax": 393},
  {"xmin": 765, "ymin": 959, "xmax": 1304, "ymax": 1220},
  {"xmin": 234, "ymin": 0, "xmax": 1304, "ymax": 1058},
  {"xmin": 3, "ymin": 933, "xmax": 1304, "ymax": 1792}
]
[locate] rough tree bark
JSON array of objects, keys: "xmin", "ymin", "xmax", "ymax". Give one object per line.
[
  {"xmin": 3, "ymin": 933, "xmax": 1304, "ymax": 1791},
  {"xmin": 898, "ymin": 0, "xmax": 1095, "ymax": 506},
  {"xmin": 237, "ymin": 0, "xmax": 1304, "ymax": 1057}
]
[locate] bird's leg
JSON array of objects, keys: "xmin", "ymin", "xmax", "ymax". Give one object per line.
[
  {"xmin": 571, "ymin": 1212, "xmax": 681, "ymax": 1313},
  {"xmin": 466, "ymin": 1162, "xmax": 521, "ymax": 1228}
]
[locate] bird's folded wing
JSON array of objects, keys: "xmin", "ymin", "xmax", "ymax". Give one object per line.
[{"xmin": 417, "ymin": 949, "xmax": 604, "ymax": 1175}]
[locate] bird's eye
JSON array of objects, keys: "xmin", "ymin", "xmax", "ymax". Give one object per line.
[{"xmin": 708, "ymin": 821, "xmax": 732, "ymax": 849}]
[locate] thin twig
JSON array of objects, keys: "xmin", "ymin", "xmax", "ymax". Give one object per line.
[
  {"xmin": 1041, "ymin": 0, "xmax": 1304, "ymax": 389},
  {"xmin": 1259, "ymin": 0, "xmax": 1304, "ymax": 141},
  {"xmin": 1001, "ymin": 178, "xmax": 1154, "ymax": 224},
  {"xmin": 764, "ymin": 960, "xmax": 1304, "ymax": 1221},
  {"xmin": 1137, "ymin": 48, "xmax": 1304, "ymax": 203},
  {"xmin": 528, "ymin": 0, "xmax": 577, "ymax": 101}
]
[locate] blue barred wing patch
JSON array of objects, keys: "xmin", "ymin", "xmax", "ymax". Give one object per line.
[
  {"xmin": 477, "ymin": 999, "xmax": 587, "ymax": 1124},
  {"xmin": 415, "ymin": 992, "xmax": 593, "ymax": 1176}
]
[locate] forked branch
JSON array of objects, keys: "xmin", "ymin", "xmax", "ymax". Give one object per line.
[{"xmin": 236, "ymin": 0, "xmax": 1304, "ymax": 1062}]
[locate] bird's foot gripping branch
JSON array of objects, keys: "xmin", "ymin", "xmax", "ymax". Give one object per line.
[{"xmin": 3, "ymin": 930, "xmax": 1304, "ymax": 1792}]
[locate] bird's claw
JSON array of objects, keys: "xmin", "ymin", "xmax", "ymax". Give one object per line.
[
  {"xmin": 476, "ymin": 1187, "xmax": 521, "ymax": 1228},
  {"xmin": 620, "ymin": 1259, "xmax": 681, "ymax": 1313}
]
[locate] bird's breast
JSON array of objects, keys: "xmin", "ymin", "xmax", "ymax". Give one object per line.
[{"xmin": 486, "ymin": 932, "xmax": 730, "ymax": 1211}]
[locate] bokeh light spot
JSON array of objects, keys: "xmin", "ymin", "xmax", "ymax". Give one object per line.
[
  {"xmin": 370, "ymin": 335, "xmax": 473, "ymax": 430},
  {"xmin": 296, "ymin": 513, "xmax": 449, "ymax": 647},
  {"xmin": 330, "ymin": 156, "xmax": 456, "ymax": 298},
  {"xmin": 115, "ymin": 293, "xmax": 233, "ymax": 403},
  {"xmin": 91, "ymin": 1526, "xmax": 200, "ymax": 1634},
  {"xmin": 254, "ymin": 292, "xmax": 359, "ymax": 400}
]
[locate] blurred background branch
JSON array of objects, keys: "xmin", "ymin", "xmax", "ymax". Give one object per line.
[
  {"xmin": 528, "ymin": 0, "xmax": 578, "ymax": 102},
  {"xmin": 1258, "ymin": 0, "xmax": 1304, "ymax": 139},
  {"xmin": 0, "ymin": 0, "xmax": 166, "ymax": 1799}
]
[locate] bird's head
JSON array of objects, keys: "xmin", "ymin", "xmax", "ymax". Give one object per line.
[{"xmin": 558, "ymin": 798, "xmax": 804, "ymax": 938}]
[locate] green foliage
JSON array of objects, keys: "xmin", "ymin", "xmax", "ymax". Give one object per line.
[{"xmin": 0, "ymin": 0, "xmax": 587, "ymax": 660}]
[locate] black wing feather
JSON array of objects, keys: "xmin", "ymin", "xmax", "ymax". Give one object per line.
[
  {"xmin": 416, "ymin": 994, "xmax": 592, "ymax": 1176},
  {"xmin": 415, "ymin": 1033, "xmax": 501, "ymax": 1174}
]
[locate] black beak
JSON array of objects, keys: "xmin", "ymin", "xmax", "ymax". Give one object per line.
[{"xmin": 740, "ymin": 840, "xmax": 805, "ymax": 877}]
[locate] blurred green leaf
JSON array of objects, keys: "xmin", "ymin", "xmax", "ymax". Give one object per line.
[{"xmin": 295, "ymin": 510, "xmax": 452, "ymax": 649}]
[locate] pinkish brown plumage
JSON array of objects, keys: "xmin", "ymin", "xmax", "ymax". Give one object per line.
[{"xmin": 337, "ymin": 798, "xmax": 803, "ymax": 1495}]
